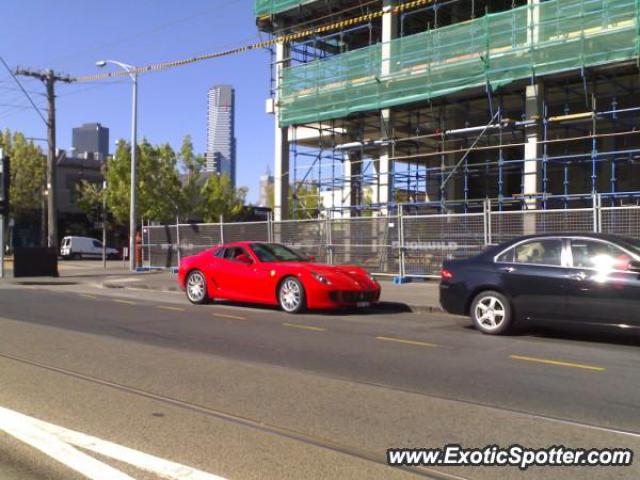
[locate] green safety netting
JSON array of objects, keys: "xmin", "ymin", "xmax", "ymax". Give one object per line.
[
  {"xmin": 279, "ymin": 0, "xmax": 640, "ymax": 126},
  {"xmin": 255, "ymin": 0, "xmax": 316, "ymax": 16}
]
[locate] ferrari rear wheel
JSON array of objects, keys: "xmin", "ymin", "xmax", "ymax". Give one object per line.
[
  {"xmin": 278, "ymin": 276, "xmax": 305, "ymax": 313},
  {"xmin": 186, "ymin": 270, "xmax": 209, "ymax": 305}
]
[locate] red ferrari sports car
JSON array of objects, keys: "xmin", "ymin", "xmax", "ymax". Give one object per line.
[{"xmin": 177, "ymin": 242, "xmax": 381, "ymax": 312}]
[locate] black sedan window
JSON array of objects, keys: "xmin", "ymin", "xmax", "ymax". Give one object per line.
[
  {"xmin": 571, "ymin": 239, "xmax": 633, "ymax": 271},
  {"xmin": 496, "ymin": 248, "xmax": 514, "ymax": 263},
  {"xmin": 514, "ymin": 239, "xmax": 563, "ymax": 266}
]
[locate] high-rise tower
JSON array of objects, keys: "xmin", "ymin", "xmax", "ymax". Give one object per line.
[{"xmin": 206, "ymin": 85, "xmax": 236, "ymax": 187}]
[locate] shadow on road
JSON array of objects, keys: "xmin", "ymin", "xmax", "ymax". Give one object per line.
[
  {"xmin": 464, "ymin": 320, "xmax": 640, "ymax": 347},
  {"xmin": 523, "ymin": 323, "xmax": 640, "ymax": 347},
  {"xmin": 211, "ymin": 300, "xmax": 412, "ymax": 316}
]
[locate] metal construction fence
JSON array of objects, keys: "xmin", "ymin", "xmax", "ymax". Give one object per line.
[{"xmin": 142, "ymin": 197, "xmax": 640, "ymax": 278}]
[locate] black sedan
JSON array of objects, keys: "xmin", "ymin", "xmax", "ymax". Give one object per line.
[{"xmin": 440, "ymin": 234, "xmax": 640, "ymax": 335}]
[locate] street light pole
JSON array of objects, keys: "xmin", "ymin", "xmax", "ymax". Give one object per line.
[
  {"xmin": 96, "ymin": 60, "xmax": 138, "ymax": 271},
  {"xmin": 130, "ymin": 72, "xmax": 138, "ymax": 271},
  {"xmin": 102, "ymin": 180, "xmax": 107, "ymax": 269}
]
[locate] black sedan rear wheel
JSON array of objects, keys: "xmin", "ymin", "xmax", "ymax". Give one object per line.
[{"xmin": 470, "ymin": 291, "xmax": 512, "ymax": 335}]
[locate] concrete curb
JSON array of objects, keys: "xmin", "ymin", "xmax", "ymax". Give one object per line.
[
  {"xmin": 101, "ymin": 281, "xmax": 444, "ymax": 314},
  {"xmin": 103, "ymin": 282, "xmax": 181, "ymax": 292}
]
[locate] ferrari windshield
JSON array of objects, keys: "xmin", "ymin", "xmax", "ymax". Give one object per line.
[{"xmin": 250, "ymin": 243, "xmax": 306, "ymax": 262}]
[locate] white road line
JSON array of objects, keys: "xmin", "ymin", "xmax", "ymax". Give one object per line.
[
  {"xmin": 0, "ymin": 406, "xmax": 134, "ymax": 480},
  {"xmin": 0, "ymin": 405, "xmax": 227, "ymax": 480}
]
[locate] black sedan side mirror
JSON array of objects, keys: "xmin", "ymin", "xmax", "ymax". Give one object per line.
[{"xmin": 627, "ymin": 260, "xmax": 640, "ymax": 273}]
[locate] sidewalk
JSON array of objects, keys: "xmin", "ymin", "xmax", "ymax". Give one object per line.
[
  {"xmin": 101, "ymin": 272, "xmax": 443, "ymax": 313},
  {"xmin": 0, "ymin": 259, "xmax": 443, "ymax": 313}
]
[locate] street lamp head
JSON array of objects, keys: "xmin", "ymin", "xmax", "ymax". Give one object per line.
[{"xmin": 96, "ymin": 60, "xmax": 107, "ymax": 68}]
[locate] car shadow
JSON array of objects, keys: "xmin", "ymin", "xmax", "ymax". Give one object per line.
[
  {"xmin": 492, "ymin": 321, "xmax": 640, "ymax": 347},
  {"xmin": 211, "ymin": 300, "xmax": 412, "ymax": 316},
  {"xmin": 457, "ymin": 321, "xmax": 640, "ymax": 346},
  {"xmin": 312, "ymin": 302, "xmax": 412, "ymax": 316},
  {"xmin": 523, "ymin": 324, "xmax": 640, "ymax": 347}
]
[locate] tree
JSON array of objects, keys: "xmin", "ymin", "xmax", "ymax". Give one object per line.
[
  {"xmin": 291, "ymin": 182, "xmax": 321, "ymax": 218},
  {"xmin": 0, "ymin": 129, "xmax": 46, "ymax": 215},
  {"xmin": 103, "ymin": 140, "xmax": 131, "ymax": 225},
  {"xmin": 178, "ymin": 135, "xmax": 205, "ymax": 220},
  {"xmin": 75, "ymin": 179, "xmax": 104, "ymax": 220},
  {"xmin": 138, "ymin": 141, "xmax": 182, "ymax": 222},
  {"xmin": 200, "ymin": 173, "xmax": 247, "ymax": 222},
  {"xmin": 102, "ymin": 139, "xmax": 183, "ymax": 226},
  {"xmin": 266, "ymin": 181, "xmax": 322, "ymax": 219},
  {"xmin": 79, "ymin": 136, "xmax": 249, "ymax": 225}
]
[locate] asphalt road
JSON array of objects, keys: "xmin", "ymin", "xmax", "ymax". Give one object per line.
[{"xmin": 0, "ymin": 280, "xmax": 638, "ymax": 479}]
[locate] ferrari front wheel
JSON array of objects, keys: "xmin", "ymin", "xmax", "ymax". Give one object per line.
[
  {"xmin": 278, "ymin": 276, "xmax": 306, "ymax": 313},
  {"xmin": 186, "ymin": 270, "xmax": 209, "ymax": 305}
]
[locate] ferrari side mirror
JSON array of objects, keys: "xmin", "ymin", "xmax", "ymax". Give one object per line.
[{"xmin": 236, "ymin": 254, "xmax": 253, "ymax": 265}]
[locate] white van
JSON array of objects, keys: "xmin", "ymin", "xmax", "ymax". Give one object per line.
[{"xmin": 60, "ymin": 236, "xmax": 119, "ymax": 260}]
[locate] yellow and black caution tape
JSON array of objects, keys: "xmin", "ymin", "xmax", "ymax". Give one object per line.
[{"xmin": 75, "ymin": 0, "xmax": 436, "ymax": 82}]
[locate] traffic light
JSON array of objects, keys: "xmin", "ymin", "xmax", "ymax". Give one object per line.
[{"xmin": 0, "ymin": 150, "xmax": 9, "ymax": 216}]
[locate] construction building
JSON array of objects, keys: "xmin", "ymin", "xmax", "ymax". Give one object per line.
[{"xmin": 255, "ymin": 0, "xmax": 640, "ymax": 220}]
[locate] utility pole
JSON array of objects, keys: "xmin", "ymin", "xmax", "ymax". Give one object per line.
[
  {"xmin": 14, "ymin": 68, "xmax": 73, "ymax": 250},
  {"xmin": 0, "ymin": 148, "xmax": 7, "ymax": 279}
]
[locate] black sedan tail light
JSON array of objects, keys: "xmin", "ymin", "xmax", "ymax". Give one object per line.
[{"xmin": 440, "ymin": 268, "xmax": 454, "ymax": 280}]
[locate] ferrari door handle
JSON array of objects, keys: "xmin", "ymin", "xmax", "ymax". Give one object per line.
[
  {"xmin": 501, "ymin": 266, "xmax": 515, "ymax": 273},
  {"xmin": 568, "ymin": 272, "xmax": 587, "ymax": 281}
]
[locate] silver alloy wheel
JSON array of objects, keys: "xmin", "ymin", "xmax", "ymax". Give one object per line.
[
  {"xmin": 474, "ymin": 295, "xmax": 507, "ymax": 331},
  {"xmin": 280, "ymin": 278, "xmax": 301, "ymax": 312},
  {"xmin": 187, "ymin": 271, "xmax": 206, "ymax": 303}
]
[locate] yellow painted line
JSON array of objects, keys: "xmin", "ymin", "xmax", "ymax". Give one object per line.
[
  {"xmin": 510, "ymin": 355, "xmax": 605, "ymax": 372},
  {"xmin": 79, "ymin": 294, "xmax": 97, "ymax": 300},
  {"xmin": 282, "ymin": 322, "xmax": 327, "ymax": 332},
  {"xmin": 113, "ymin": 299, "xmax": 136, "ymax": 305},
  {"xmin": 376, "ymin": 336, "xmax": 437, "ymax": 348},
  {"xmin": 157, "ymin": 306, "xmax": 184, "ymax": 312},
  {"xmin": 213, "ymin": 313, "xmax": 246, "ymax": 320}
]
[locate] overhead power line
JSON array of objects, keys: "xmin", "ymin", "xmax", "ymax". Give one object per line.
[
  {"xmin": 75, "ymin": 0, "xmax": 436, "ymax": 82},
  {"xmin": 48, "ymin": 0, "xmax": 244, "ymax": 69},
  {"xmin": 0, "ymin": 56, "xmax": 49, "ymax": 126}
]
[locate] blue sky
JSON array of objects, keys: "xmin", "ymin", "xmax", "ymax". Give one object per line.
[{"xmin": 0, "ymin": 0, "xmax": 273, "ymax": 201}]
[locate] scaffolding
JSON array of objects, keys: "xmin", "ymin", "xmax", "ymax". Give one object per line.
[
  {"xmin": 255, "ymin": 0, "xmax": 316, "ymax": 17},
  {"xmin": 259, "ymin": 0, "xmax": 640, "ymax": 218},
  {"xmin": 280, "ymin": 0, "xmax": 639, "ymax": 126}
]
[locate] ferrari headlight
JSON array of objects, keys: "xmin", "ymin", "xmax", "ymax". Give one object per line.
[
  {"xmin": 368, "ymin": 274, "xmax": 379, "ymax": 285},
  {"xmin": 311, "ymin": 272, "xmax": 332, "ymax": 285}
]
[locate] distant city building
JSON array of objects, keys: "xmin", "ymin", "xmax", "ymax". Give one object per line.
[
  {"xmin": 72, "ymin": 122, "xmax": 109, "ymax": 160},
  {"xmin": 55, "ymin": 150, "xmax": 104, "ymax": 215},
  {"xmin": 258, "ymin": 169, "xmax": 274, "ymax": 207},
  {"xmin": 206, "ymin": 85, "xmax": 236, "ymax": 186}
]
